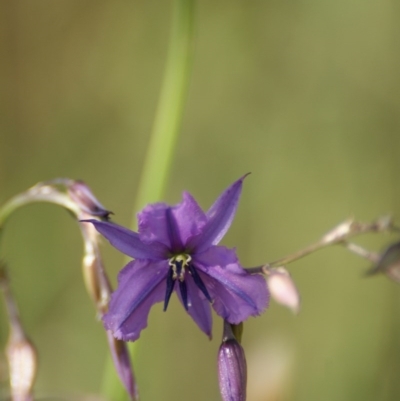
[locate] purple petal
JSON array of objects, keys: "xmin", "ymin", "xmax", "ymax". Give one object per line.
[
  {"xmin": 193, "ymin": 246, "xmax": 268, "ymax": 324},
  {"xmin": 172, "ymin": 192, "xmax": 207, "ymax": 245},
  {"xmin": 138, "ymin": 193, "xmax": 207, "ymax": 250},
  {"xmin": 138, "ymin": 203, "xmax": 173, "ymax": 248},
  {"xmin": 103, "ymin": 260, "xmax": 168, "ymax": 341},
  {"xmin": 188, "ymin": 175, "xmax": 248, "ymax": 253},
  {"xmin": 165, "ymin": 207, "xmax": 184, "ymax": 251},
  {"xmin": 81, "ymin": 220, "xmax": 168, "ymax": 260},
  {"xmin": 176, "ymin": 274, "xmax": 213, "ymax": 338}
]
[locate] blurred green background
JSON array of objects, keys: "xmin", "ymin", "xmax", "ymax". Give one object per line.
[{"xmin": 1, "ymin": 1, "xmax": 400, "ymax": 400}]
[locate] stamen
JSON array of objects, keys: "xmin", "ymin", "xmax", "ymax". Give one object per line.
[
  {"xmin": 171, "ymin": 264, "xmax": 178, "ymax": 280},
  {"xmin": 164, "ymin": 268, "xmax": 175, "ymax": 311},
  {"xmin": 175, "ymin": 260, "xmax": 184, "ymax": 281},
  {"xmin": 169, "ymin": 254, "xmax": 191, "ymax": 281},
  {"xmin": 188, "ymin": 265, "xmax": 213, "ymax": 303},
  {"xmin": 179, "ymin": 281, "xmax": 188, "ymax": 311},
  {"xmin": 165, "ymin": 254, "xmax": 192, "ymax": 311}
]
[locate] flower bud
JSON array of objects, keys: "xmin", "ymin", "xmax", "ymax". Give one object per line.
[
  {"xmin": 218, "ymin": 339, "xmax": 247, "ymax": 401},
  {"xmin": 0, "ymin": 265, "xmax": 37, "ymax": 401},
  {"xmin": 6, "ymin": 339, "xmax": 37, "ymax": 401},
  {"xmin": 367, "ymin": 241, "xmax": 400, "ymax": 283},
  {"xmin": 266, "ymin": 267, "xmax": 300, "ymax": 314},
  {"xmin": 218, "ymin": 320, "xmax": 247, "ymax": 401},
  {"xmin": 67, "ymin": 180, "xmax": 112, "ymax": 219},
  {"xmin": 80, "ymin": 223, "xmax": 112, "ymax": 313},
  {"xmin": 106, "ymin": 331, "xmax": 139, "ymax": 401}
]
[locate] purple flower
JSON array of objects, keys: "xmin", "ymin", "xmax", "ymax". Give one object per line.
[{"xmin": 83, "ymin": 176, "xmax": 268, "ymax": 341}]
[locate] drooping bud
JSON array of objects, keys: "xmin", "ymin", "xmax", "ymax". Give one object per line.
[
  {"xmin": 0, "ymin": 264, "xmax": 37, "ymax": 401},
  {"xmin": 79, "ymin": 217, "xmax": 138, "ymax": 400},
  {"xmin": 66, "ymin": 180, "xmax": 137, "ymax": 400},
  {"xmin": 79, "ymin": 220, "xmax": 112, "ymax": 313},
  {"xmin": 218, "ymin": 320, "xmax": 247, "ymax": 401},
  {"xmin": 106, "ymin": 331, "xmax": 139, "ymax": 401},
  {"xmin": 67, "ymin": 180, "xmax": 112, "ymax": 219},
  {"xmin": 366, "ymin": 241, "xmax": 400, "ymax": 283},
  {"xmin": 265, "ymin": 267, "xmax": 300, "ymax": 314}
]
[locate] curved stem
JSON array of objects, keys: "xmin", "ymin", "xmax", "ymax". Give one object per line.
[{"xmin": 0, "ymin": 186, "xmax": 78, "ymax": 246}]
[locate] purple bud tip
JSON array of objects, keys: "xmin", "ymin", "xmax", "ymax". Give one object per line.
[
  {"xmin": 218, "ymin": 339, "xmax": 247, "ymax": 401},
  {"xmin": 67, "ymin": 180, "xmax": 112, "ymax": 219}
]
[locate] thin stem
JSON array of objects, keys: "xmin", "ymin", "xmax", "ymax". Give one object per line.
[
  {"xmin": 0, "ymin": 265, "xmax": 24, "ymax": 341},
  {"xmin": 133, "ymin": 0, "xmax": 195, "ymax": 213},
  {"xmin": 248, "ymin": 216, "xmax": 395, "ymax": 273},
  {"xmin": 270, "ymin": 239, "xmax": 327, "ymax": 267},
  {"xmin": 101, "ymin": 0, "xmax": 195, "ymax": 399},
  {"xmin": 343, "ymin": 242, "xmax": 380, "ymax": 263}
]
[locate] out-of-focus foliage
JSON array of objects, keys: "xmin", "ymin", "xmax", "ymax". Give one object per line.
[{"xmin": 1, "ymin": 1, "xmax": 400, "ymax": 400}]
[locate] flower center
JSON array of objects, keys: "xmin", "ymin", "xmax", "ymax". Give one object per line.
[
  {"xmin": 168, "ymin": 254, "xmax": 191, "ymax": 282},
  {"xmin": 164, "ymin": 253, "xmax": 212, "ymax": 313}
]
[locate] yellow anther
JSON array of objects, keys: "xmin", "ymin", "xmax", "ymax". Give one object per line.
[{"xmin": 168, "ymin": 254, "xmax": 192, "ymax": 281}]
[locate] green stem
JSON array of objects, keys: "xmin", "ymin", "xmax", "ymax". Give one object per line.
[
  {"xmin": 101, "ymin": 0, "xmax": 195, "ymax": 399},
  {"xmin": 134, "ymin": 0, "xmax": 195, "ymax": 213}
]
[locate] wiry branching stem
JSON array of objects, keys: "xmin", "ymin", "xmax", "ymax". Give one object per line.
[{"xmin": 247, "ymin": 215, "xmax": 396, "ymax": 274}]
